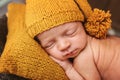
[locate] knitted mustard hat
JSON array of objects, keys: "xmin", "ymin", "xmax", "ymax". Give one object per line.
[
  {"xmin": 0, "ymin": 3, "xmax": 68, "ymax": 80},
  {"xmin": 25, "ymin": 0, "xmax": 111, "ymax": 39}
]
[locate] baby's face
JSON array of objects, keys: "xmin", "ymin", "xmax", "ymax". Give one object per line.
[{"xmin": 37, "ymin": 22, "xmax": 87, "ymax": 60}]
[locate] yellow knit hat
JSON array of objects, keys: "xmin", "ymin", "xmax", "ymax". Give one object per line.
[
  {"xmin": 25, "ymin": 0, "xmax": 111, "ymax": 39},
  {"xmin": 0, "ymin": 3, "xmax": 68, "ymax": 80}
]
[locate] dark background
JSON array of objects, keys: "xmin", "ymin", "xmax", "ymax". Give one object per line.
[{"xmin": 88, "ymin": 0, "xmax": 120, "ymax": 36}]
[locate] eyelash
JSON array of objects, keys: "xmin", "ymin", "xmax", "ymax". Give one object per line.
[
  {"xmin": 65, "ymin": 29, "xmax": 77, "ymax": 36},
  {"xmin": 44, "ymin": 41, "xmax": 55, "ymax": 49}
]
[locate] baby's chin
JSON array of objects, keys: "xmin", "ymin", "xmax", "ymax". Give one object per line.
[
  {"xmin": 59, "ymin": 53, "xmax": 79, "ymax": 61},
  {"xmin": 60, "ymin": 57, "xmax": 74, "ymax": 62},
  {"xmin": 63, "ymin": 55, "xmax": 78, "ymax": 61}
]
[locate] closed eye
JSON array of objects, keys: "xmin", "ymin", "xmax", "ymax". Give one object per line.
[
  {"xmin": 65, "ymin": 28, "xmax": 77, "ymax": 36},
  {"xmin": 43, "ymin": 41, "xmax": 55, "ymax": 49}
]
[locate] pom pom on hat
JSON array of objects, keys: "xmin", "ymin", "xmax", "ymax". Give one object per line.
[
  {"xmin": 85, "ymin": 9, "xmax": 112, "ymax": 38},
  {"xmin": 75, "ymin": 0, "xmax": 112, "ymax": 39}
]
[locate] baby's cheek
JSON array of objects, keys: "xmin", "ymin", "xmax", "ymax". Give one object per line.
[{"xmin": 77, "ymin": 39, "xmax": 87, "ymax": 49}]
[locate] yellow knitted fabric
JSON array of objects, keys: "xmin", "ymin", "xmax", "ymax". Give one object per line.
[
  {"xmin": 0, "ymin": 3, "xmax": 68, "ymax": 80},
  {"xmin": 25, "ymin": 0, "xmax": 84, "ymax": 38},
  {"xmin": 26, "ymin": 0, "xmax": 111, "ymax": 39}
]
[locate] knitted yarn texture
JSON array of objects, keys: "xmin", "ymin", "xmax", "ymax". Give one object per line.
[{"xmin": 25, "ymin": 0, "xmax": 84, "ymax": 38}]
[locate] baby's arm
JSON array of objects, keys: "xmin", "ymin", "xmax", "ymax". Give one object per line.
[
  {"xmin": 66, "ymin": 66, "xmax": 84, "ymax": 80},
  {"xmin": 50, "ymin": 56, "xmax": 84, "ymax": 80},
  {"xmin": 74, "ymin": 51, "xmax": 101, "ymax": 80}
]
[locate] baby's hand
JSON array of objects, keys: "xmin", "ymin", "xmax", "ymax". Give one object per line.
[
  {"xmin": 50, "ymin": 56, "xmax": 84, "ymax": 80},
  {"xmin": 50, "ymin": 56, "xmax": 72, "ymax": 72}
]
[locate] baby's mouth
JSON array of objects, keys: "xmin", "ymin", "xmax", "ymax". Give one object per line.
[{"xmin": 65, "ymin": 49, "xmax": 78, "ymax": 57}]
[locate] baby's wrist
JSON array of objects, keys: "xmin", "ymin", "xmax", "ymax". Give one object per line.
[{"xmin": 65, "ymin": 64, "xmax": 73, "ymax": 74}]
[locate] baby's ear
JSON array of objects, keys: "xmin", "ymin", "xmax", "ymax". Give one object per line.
[{"xmin": 0, "ymin": 3, "xmax": 68, "ymax": 80}]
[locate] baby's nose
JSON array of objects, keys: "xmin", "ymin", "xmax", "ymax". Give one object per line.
[{"xmin": 57, "ymin": 39, "xmax": 70, "ymax": 51}]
